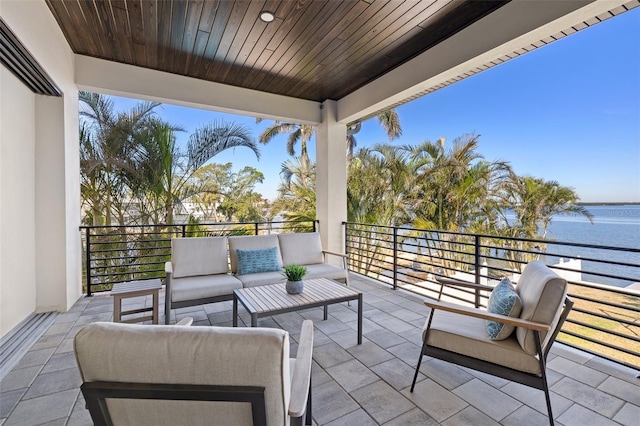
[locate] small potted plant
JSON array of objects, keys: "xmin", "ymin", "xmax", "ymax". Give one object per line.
[{"xmin": 282, "ymin": 264, "xmax": 307, "ymax": 294}]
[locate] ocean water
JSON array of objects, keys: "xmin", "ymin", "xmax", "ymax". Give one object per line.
[{"xmin": 543, "ymin": 205, "xmax": 640, "ymax": 288}]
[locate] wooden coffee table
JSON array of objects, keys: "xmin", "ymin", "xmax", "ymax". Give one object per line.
[{"xmin": 233, "ymin": 278, "xmax": 363, "ymax": 344}]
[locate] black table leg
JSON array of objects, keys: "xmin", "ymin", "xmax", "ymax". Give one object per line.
[
  {"xmin": 233, "ymin": 295, "xmax": 238, "ymax": 327},
  {"xmin": 357, "ymin": 294, "xmax": 363, "ymax": 345}
]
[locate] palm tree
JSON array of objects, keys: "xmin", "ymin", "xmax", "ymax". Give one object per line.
[
  {"xmin": 502, "ymin": 175, "xmax": 593, "ymax": 239},
  {"xmin": 79, "ymin": 91, "xmax": 160, "ymax": 225},
  {"xmin": 257, "ymin": 119, "xmax": 314, "ymax": 161},
  {"xmin": 396, "ymin": 135, "xmax": 512, "ymax": 274},
  {"xmin": 345, "ymin": 145, "xmax": 419, "ymax": 275},
  {"xmin": 347, "ymin": 109, "xmax": 402, "ymax": 158},
  {"xmin": 133, "ymin": 119, "xmax": 260, "ymax": 225},
  {"xmin": 271, "ymin": 156, "xmax": 316, "ymax": 223},
  {"xmin": 80, "ymin": 92, "xmax": 261, "ymax": 226},
  {"xmin": 258, "ymin": 108, "xmax": 402, "ymax": 160}
]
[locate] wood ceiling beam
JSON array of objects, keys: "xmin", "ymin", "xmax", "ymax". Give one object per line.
[{"xmin": 74, "ymin": 54, "xmax": 322, "ymax": 124}]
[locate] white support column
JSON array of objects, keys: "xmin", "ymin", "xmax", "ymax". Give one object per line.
[
  {"xmin": 315, "ymin": 100, "xmax": 347, "ymax": 257},
  {"xmin": 35, "ymin": 93, "xmax": 82, "ymax": 312}
]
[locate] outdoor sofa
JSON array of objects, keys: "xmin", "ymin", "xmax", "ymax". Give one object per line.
[{"xmin": 164, "ymin": 232, "xmax": 349, "ymax": 324}]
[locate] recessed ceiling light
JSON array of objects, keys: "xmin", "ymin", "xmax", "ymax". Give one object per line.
[{"xmin": 260, "ymin": 11, "xmax": 275, "ymax": 23}]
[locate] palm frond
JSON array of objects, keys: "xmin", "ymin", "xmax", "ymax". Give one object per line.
[
  {"xmin": 187, "ymin": 120, "xmax": 259, "ymax": 169},
  {"xmin": 377, "ymin": 109, "xmax": 402, "ymax": 140}
]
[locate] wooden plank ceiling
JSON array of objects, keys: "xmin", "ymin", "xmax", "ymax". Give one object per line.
[{"xmin": 45, "ymin": 0, "xmax": 509, "ymax": 102}]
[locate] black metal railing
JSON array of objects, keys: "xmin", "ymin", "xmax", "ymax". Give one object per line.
[
  {"xmin": 80, "ymin": 220, "xmax": 316, "ymax": 295},
  {"xmin": 344, "ymin": 221, "xmax": 640, "ymax": 370}
]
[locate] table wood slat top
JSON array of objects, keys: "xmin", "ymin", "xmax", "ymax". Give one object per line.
[
  {"xmin": 235, "ymin": 278, "xmax": 359, "ymax": 315},
  {"xmin": 111, "ymin": 279, "xmax": 162, "ymax": 295}
]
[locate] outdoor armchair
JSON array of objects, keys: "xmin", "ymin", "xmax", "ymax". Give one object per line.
[
  {"xmin": 74, "ymin": 320, "xmax": 314, "ymax": 425},
  {"xmin": 411, "ymin": 261, "xmax": 573, "ymax": 426}
]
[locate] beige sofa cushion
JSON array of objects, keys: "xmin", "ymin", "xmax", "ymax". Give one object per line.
[
  {"xmin": 171, "ymin": 237, "xmax": 229, "ymax": 279},
  {"xmin": 236, "ymin": 271, "xmax": 286, "ymax": 288},
  {"xmin": 278, "ymin": 232, "xmax": 324, "ymax": 265},
  {"xmin": 304, "ymin": 263, "xmax": 348, "ymax": 282},
  {"xmin": 75, "ymin": 322, "xmax": 291, "ymax": 426},
  {"xmin": 515, "ymin": 261, "xmax": 567, "ymax": 355},
  {"xmin": 229, "ymin": 235, "xmax": 283, "ymax": 274},
  {"xmin": 424, "ymin": 310, "xmax": 542, "ymax": 374},
  {"xmin": 171, "ymin": 274, "xmax": 242, "ymax": 303}
]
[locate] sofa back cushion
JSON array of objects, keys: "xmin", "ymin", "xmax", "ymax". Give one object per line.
[
  {"xmin": 279, "ymin": 232, "xmax": 324, "ymax": 266},
  {"xmin": 228, "ymin": 235, "xmax": 283, "ymax": 274},
  {"xmin": 171, "ymin": 237, "xmax": 229, "ymax": 279},
  {"xmin": 75, "ymin": 322, "xmax": 290, "ymax": 426},
  {"xmin": 515, "ymin": 261, "xmax": 567, "ymax": 355}
]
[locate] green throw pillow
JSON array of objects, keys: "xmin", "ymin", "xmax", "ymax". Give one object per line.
[
  {"xmin": 486, "ymin": 278, "xmax": 522, "ymax": 340},
  {"xmin": 236, "ymin": 247, "xmax": 280, "ymax": 275}
]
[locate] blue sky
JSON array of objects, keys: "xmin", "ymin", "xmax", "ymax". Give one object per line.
[{"xmin": 110, "ymin": 7, "xmax": 640, "ymax": 203}]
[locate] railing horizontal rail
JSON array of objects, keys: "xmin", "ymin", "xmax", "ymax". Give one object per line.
[
  {"xmin": 561, "ymin": 330, "xmax": 639, "ymax": 358},
  {"xmin": 344, "ymin": 221, "xmax": 640, "ymax": 370},
  {"xmin": 91, "ymin": 269, "xmax": 165, "ymax": 278},
  {"xmin": 87, "ymin": 252, "xmax": 171, "ymax": 261},
  {"xmin": 565, "ymin": 318, "xmax": 640, "ymax": 343},
  {"xmin": 570, "ymin": 306, "xmax": 639, "ymax": 328},
  {"xmin": 568, "ymin": 279, "xmax": 640, "ymax": 295},
  {"xmin": 87, "ymin": 246, "xmax": 171, "ymax": 255},
  {"xmin": 89, "ymin": 260, "xmax": 166, "ymax": 271},
  {"xmin": 569, "ymin": 294, "xmax": 640, "ymax": 314}
]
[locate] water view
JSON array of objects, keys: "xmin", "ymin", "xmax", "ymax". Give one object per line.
[{"xmin": 544, "ymin": 204, "xmax": 640, "ymax": 288}]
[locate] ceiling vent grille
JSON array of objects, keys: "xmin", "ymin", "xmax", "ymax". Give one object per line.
[{"xmin": 0, "ymin": 18, "xmax": 61, "ymax": 96}]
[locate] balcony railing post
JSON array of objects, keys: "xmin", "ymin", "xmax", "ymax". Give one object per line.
[
  {"xmin": 474, "ymin": 235, "xmax": 481, "ymax": 308},
  {"xmin": 181, "ymin": 224, "xmax": 186, "ymax": 238},
  {"xmin": 313, "ymin": 220, "xmax": 317, "ymax": 233},
  {"xmin": 393, "ymin": 226, "xmax": 398, "ymax": 290},
  {"xmin": 343, "ymin": 222, "xmax": 348, "ymax": 256},
  {"xmin": 254, "ymin": 222, "xmax": 259, "ymax": 235},
  {"xmin": 85, "ymin": 228, "xmax": 92, "ymax": 297}
]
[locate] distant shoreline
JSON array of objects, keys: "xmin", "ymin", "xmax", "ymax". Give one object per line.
[{"xmin": 578, "ymin": 202, "xmax": 640, "ymax": 206}]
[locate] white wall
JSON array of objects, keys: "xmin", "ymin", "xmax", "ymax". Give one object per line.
[
  {"xmin": 0, "ymin": 0, "xmax": 81, "ymax": 337},
  {"xmin": 0, "ymin": 68, "xmax": 38, "ymax": 335}
]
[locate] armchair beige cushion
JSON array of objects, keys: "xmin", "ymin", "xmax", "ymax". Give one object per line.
[
  {"xmin": 424, "ymin": 310, "xmax": 542, "ymax": 374},
  {"xmin": 74, "ymin": 321, "xmax": 314, "ymax": 426},
  {"xmin": 515, "ymin": 261, "xmax": 568, "ymax": 355}
]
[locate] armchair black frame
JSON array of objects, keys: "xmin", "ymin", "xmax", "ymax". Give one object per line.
[{"xmin": 411, "ymin": 277, "xmax": 573, "ymax": 426}]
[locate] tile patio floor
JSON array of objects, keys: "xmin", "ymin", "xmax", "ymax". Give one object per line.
[{"xmin": 1, "ymin": 274, "xmax": 639, "ymax": 425}]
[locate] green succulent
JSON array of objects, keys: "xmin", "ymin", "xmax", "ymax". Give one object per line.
[{"xmin": 282, "ymin": 264, "xmax": 307, "ymax": 281}]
